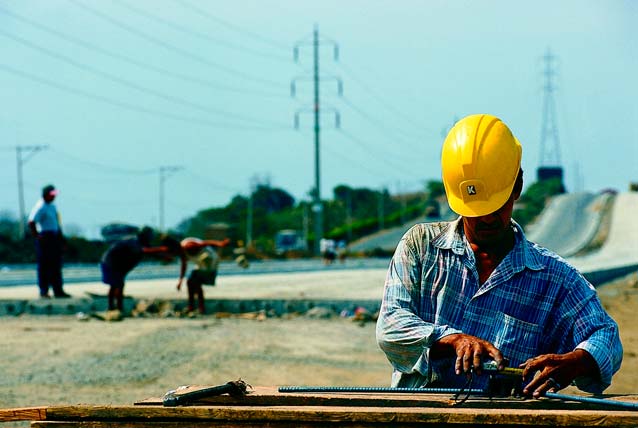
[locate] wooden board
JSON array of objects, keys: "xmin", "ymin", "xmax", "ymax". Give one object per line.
[
  {"xmin": 136, "ymin": 385, "xmax": 638, "ymax": 411},
  {"xmin": 15, "ymin": 403, "xmax": 638, "ymax": 427},
  {"xmin": 4, "ymin": 387, "xmax": 638, "ymax": 427}
]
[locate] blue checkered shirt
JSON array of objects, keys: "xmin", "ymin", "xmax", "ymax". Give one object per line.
[{"xmin": 376, "ymin": 218, "xmax": 622, "ymax": 393}]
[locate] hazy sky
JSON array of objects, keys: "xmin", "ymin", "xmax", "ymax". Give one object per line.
[{"xmin": 0, "ymin": 0, "xmax": 636, "ymax": 238}]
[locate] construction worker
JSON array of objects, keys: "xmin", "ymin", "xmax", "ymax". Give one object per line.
[
  {"xmin": 173, "ymin": 237, "xmax": 231, "ymax": 314},
  {"xmin": 28, "ymin": 184, "xmax": 70, "ymax": 298},
  {"xmin": 100, "ymin": 227, "xmax": 171, "ymax": 312},
  {"xmin": 376, "ymin": 114, "xmax": 622, "ymax": 397}
]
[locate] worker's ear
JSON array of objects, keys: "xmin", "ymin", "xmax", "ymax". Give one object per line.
[{"xmin": 512, "ymin": 170, "xmax": 523, "ymax": 201}]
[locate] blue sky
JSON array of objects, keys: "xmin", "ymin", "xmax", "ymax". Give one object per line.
[{"xmin": 0, "ymin": 0, "xmax": 636, "ymax": 238}]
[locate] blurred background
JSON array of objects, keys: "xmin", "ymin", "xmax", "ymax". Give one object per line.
[{"xmin": 0, "ymin": 0, "xmax": 636, "ymax": 261}]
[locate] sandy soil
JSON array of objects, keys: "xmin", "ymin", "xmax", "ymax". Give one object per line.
[{"xmin": 1, "ymin": 271, "xmax": 637, "ymax": 411}]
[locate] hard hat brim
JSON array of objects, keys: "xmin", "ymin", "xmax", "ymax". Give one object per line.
[{"xmin": 446, "ymin": 182, "xmax": 514, "ymax": 218}]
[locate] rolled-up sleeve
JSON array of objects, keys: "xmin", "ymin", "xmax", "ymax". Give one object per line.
[{"xmin": 549, "ymin": 270, "xmax": 623, "ymax": 393}]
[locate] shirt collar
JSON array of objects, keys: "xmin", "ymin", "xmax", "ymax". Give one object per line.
[{"xmin": 432, "ymin": 217, "xmax": 545, "ymax": 271}]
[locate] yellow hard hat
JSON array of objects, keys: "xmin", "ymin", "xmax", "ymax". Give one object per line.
[{"xmin": 441, "ymin": 114, "xmax": 522, "ymax": 217}]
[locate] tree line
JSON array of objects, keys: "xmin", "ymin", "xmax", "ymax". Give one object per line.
[{"xmin": 0, "ymin": 178, "xmax": 562, "ymax": 264}]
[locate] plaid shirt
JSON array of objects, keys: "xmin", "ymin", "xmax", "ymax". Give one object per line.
[{"xmin": 376, "ymin": 218, "xmax": 622, "ymax": 393}]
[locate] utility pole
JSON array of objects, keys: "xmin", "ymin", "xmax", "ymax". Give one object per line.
[
  {"xmin": 158, "ymin": 165, "xmax": 182, "ymax": 232},
  {"xmin": 246, "ymin": 177, "xmax": 257, "ymax": 249},
  {"xmin": 302, "ymin": 202, "xmax": 310, "ymax": 251},
  {"xmin": 346, "ymin": 189, "xmax": 353, "ymax": 243},
  {"xmin": 16, "ymin": 145, "xmax": 48, "ymax": 238},
  {"xmin": 292, "ymin": 25, "xmax": 342, "ymax": 256},
  {"xmin": 377, "ymin": 187, "xmax": 386, "ymax": 231}
]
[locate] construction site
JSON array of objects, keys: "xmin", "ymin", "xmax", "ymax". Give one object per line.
[{"xmin": 1, "ymin": 1, "xmax": 637, "ymax": 426}]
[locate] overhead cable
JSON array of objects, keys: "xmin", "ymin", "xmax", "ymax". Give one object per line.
[
  {"xmin": 175, "ymin": 0, "xmax": 290, "ymax": 51},
  {"xmin": 337, "ymin": 61, "xmax": 433, "ymax": 136},
  {"xmin": 0, "ymin": 4, "xmax": 287, "ymax": 99},
  {"xmin": 113, "ymin": 0, "xmax": 290, "ymax": 62},
  {"xmin": 69, "ymin": 0, "xmax": 286, "ymax": 89},
  {"xmin": 0, "ymin": 29, "xmax": 288, "ymax": 128},
  {"xmin": 0, "ymin": 63, "xmax": 285, "ymax": 131},
  {"xmin": 340, "ymin": 95, "xmax": 424, "ymax": 154}
]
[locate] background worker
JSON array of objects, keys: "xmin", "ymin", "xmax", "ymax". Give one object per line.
[
  {"xmin": 100, "ymin": 227, "xmax": 171, "ymax": 312},
  {"xmin": 376, "ymin": 114, "xmax": 622, "ymax": 397},
  {"xmin": 28, "ymin": 184, "xmax": 70, "ymax": 298},
  {"xmin": 174, "ymin": 237, "xmax": 231, "ymax": 314}
]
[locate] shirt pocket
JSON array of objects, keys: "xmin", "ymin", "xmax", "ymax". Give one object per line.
[{"xmin": 493, "ymin": 313, "xmax": 541, "ymax": 362}]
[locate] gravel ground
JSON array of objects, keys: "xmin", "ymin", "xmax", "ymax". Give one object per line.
[
  {"xmin": 0, "ymin": 315, "xmax": 388, "ymax": 408},
  {"xmin": 1, "ymin": 270, "xmax": 637, "ymax": 412}
]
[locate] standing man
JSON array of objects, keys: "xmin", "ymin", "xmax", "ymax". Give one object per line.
[
  {"xmin": 28, "ymin": 184, "xmax": 70, "ymax": 298},
  {"xmin": 376, "ymin": 114, "xmax": 622, "ymax": 397}
]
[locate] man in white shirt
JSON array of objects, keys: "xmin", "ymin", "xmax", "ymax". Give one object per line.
[{"xmin": 28, "ymin": 184, "xmax": 70, "ymax": 298}]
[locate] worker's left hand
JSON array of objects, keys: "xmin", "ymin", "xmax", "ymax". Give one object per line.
[
  {"xmin": 176, "ymin": 280, "xmax": 182, "ymax": 291},
  {"xmin": 519, "ymin": 349, "xmax": 597, "ymax": 398}
]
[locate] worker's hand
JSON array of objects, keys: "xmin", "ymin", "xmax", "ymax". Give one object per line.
[
  {"xmin": 519, "ymin": 349, "xmax": 598, "ymax": 398},
  {"xmin": 432, "ymin": 333, "xmax": 505, "ymax": 376},
  {"xmin": 176, "ymin": 280, "xmax": 182, "ymax": 291}
]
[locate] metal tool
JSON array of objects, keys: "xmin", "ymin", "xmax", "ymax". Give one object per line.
[{"xmin": 163, "ymin": 379, "xmax": 250, "ymax": 407}]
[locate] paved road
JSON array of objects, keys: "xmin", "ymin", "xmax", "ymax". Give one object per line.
[
  {"xmin": 0, "ymin": 257, "xmax": 391, "ymax": 287},
  {"xmin": 526, "ymin": 192, "xmax": 611, "ymax": 257},
  {"xmin": 570, "ymin": 192, "xmax": 638, "ymax": 273}
]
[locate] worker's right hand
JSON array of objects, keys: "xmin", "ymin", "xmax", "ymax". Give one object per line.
[
  {"xmin": 432, "ymin": 333, "xmax": 505, "ymax": 376},
  {"xmin": 176, "ymin": 280, "xmax": 182, "ymax": 291}
]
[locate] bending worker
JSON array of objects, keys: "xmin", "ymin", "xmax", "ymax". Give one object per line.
[
  {"xmin": 376, "ymin": 114, "xmax": 622, "ymax": 397},
  {"xmin": 174, "ymin": 237, "xmax": 231, "ymax": 314},
  {"xmin": 100, "ymin": 227, "xmax": 170, "ymax": 312}
]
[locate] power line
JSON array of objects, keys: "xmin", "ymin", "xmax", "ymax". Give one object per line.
[
  {"xmin": 49, "ymin": 148, "xmax": 157, "ymax": 175},
  {"xmin": 337, "ymin": 61, "xmax": 434, "ymax": 136},
  {"xmin": 113, "ymin": 0, "xmax": 290, "ymax": 62},
  {"xmin": 69, "ymin": 0, "xmax": 286, "ymax": 89},
  {"xmin": 0, "ymin": 29, "xmax": 288, "ymax": 128},
  {"xmin": 174, "ymin": 0, "xmax": 290, "ymax": 51},
  {"xmin": 338, "ymin": 129, "xmax": 411, "ymax": 173},
  {"xmin": 0, "ymin": 63, "xmax": 286, "ymax": 131},
  {"xmin": 0, "ymin": 4, "xmax": 287, "ymax": 99},
  {"xmin": 340, "ymin": 95, "xmax": 424, "ymax": 154}
]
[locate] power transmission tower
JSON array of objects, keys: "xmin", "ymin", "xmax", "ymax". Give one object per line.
[
  {"xmin": 292, "ymin": 24, "xmax": 342, "ymax": 256},
  {"xmin": 158, "ymin": 165, "xmax": 183, "ymax": 231},
  {"xmin": 16, "ymin": 145, "xmax": 48, "ymax": 238},
  {"xmin": 537, "ymin": 48, "xmax": 565, "ymax": 190}
]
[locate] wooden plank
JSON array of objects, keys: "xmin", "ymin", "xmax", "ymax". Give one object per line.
[
  {"xmin": 38, "ymin": 404, "xmax": 638, "ymax": 426},
  {"xmin": 0, "ymin": 406, "xmax": 47, "ymax": 422},
  {"xmin": 135, "ymin": 385, "xmax": 638, "ymax": 411}
]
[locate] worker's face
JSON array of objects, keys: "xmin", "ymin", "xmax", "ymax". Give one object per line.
[
  {"xmin": 43, "ymin": 193, "xmax": 56, "ymax": 203},
  {"xmin": 463, "ymin": 195, "xmax": 516, "ymax": 247},
  {"xmin": 462, "ymin": 174, "xmax": 522, "ymax": 248}
]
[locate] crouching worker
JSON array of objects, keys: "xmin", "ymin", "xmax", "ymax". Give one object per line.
[
  {"xmin": 100, "ymin": 227, "xmax": 171, "ymax": 312},
  {"xmin": 173, "ymin": 237, "xmax": 231, "ymax": 314}
]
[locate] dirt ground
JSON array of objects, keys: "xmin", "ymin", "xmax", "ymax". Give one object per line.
[{"xmin": 1, "ymin": 271, "xmax": 637, "ymax": 411}]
